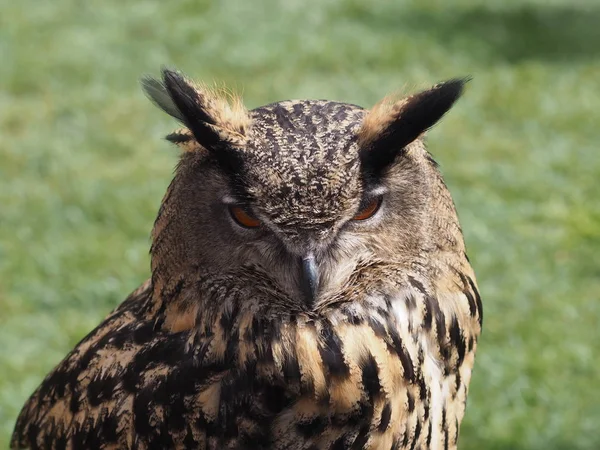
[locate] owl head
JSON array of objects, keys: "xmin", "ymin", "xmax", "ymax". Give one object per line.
[{"xmin": 143, "ymin": 69, "xmax": 468, "ymax": 311}]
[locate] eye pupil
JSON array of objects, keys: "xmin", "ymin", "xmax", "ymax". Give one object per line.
[
  {"xmin": 352, "ymin": 196, "xmax": 382, "ymax": 221},
  {"xmin": 229, "ymin": 206, "xmax": 261, "ymax": 228}
]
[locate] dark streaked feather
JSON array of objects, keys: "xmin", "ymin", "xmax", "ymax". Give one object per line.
[
  {"xmin": 161, "ymin": 69, "xmax": 223, "ymax": 151},
  {"xmin": 140, "ymin": 76, "xmax": 184, "ymax": 122},
  {"xmin": 361, "ymin": 77, "xmax": 470, "ymax": 175}
]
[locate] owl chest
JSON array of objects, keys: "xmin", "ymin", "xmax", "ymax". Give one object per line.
[{"xmin": 260, "ymin": 297, "xmax": 473, "ymax": 449}]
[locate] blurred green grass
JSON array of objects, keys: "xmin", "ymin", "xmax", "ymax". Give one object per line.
[{"xmin": 1, "ymin": 0, "xmax": 599, "ymax": 448}]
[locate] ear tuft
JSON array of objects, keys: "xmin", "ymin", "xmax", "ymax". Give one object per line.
[
  {"xmin": 141, "ymin": 68, "xmax": 251, "ymax": 152},
  {"xmin": 141, "ymin": 76, "xmax": 184, "ymax": 122},
  {"xmin": 359, "ymin": 77, "xmax": 470, "ymax": 174},
  {"xmin": 165, "ymin": 128, "xmax": 205, "ymax": 153}
]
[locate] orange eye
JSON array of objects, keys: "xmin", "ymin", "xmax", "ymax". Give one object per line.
[
  {"xmin": 352, "ymin": 196, "xmax": 382, "ymax": 221},
  {"xmin": 229, "ymin": 206, "xmax": 261, "ymax": 228}
]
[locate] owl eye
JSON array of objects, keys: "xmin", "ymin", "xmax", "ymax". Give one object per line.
[
  {"xmin": 352, "ymin": 196, "xmax": 383, "ymax": 221},
  {"xmin": 229, "ymin": 206, "xmax": 261, "ymax": 228}
]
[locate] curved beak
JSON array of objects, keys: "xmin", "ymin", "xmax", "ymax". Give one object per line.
[{"xmin": 300, "ymin": 253, "xmax": 319, "ymax": 305}]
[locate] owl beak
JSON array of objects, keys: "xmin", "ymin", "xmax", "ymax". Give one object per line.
[{"xmin": 300, "ymin": 253, "xmax": 319, "ymax": 304}]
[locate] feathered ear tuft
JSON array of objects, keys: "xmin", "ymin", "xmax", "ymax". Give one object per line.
[
  {"xmin": 165, "ymin": 128, "xmax": 204, "ymax": 153},
  {"xmin": 141, "ymin": 68, "xmax": 251, "ymax": 153},
  {"xmin": 141, "ymin": 76, "xmax": 185, "ymax": 122},
  {"xmin": 359, "ymin": 77, "xmax": 470, "ymax": 175}
]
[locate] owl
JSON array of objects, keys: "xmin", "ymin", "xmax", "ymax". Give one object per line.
[{"xmin": 11, "ymin": 69, "xmax": 482, "ymax": 450}]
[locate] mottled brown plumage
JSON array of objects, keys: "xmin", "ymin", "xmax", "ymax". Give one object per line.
[{"xmin": 12, "ymin": 69, "xmax": 482, "ymax": 450}]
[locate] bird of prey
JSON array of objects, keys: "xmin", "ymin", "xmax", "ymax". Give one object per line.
[{"xmin": 12, "ymin": 69, "xmax": 482, "ymax": 450}]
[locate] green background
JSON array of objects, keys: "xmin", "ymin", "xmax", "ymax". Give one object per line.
[{"xmin": 1, "ymin": 0, "xmax": 599, "ymax": 448}]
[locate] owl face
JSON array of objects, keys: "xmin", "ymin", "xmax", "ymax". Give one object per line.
[
  {"xmin": 244, "ymin": 101, "xmax": 366, "ymax": 243},
  {"xmin": 144, "ymin": 70, "xmax": 467, "ymax": 308},
  {"xmin": 220, "ymin": 100, "xmax": 390, "ymax": 304}
]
